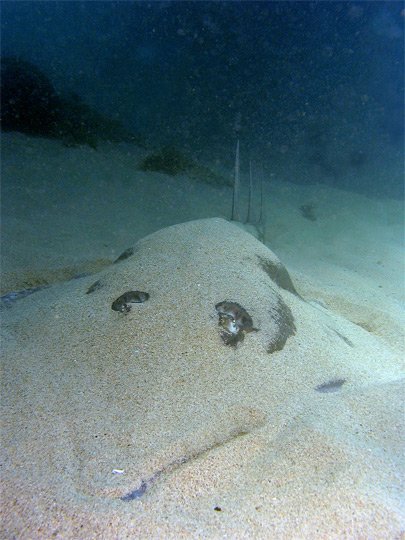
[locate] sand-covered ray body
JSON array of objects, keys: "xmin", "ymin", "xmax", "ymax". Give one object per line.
[{"xmin": 1, "ymin": 218, "xmax": 403, "ymax": 538}]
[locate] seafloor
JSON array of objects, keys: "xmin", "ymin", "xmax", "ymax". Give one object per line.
[{"xmin": 1, "ymin": 132, "xmax": 404, "ymax": 539}]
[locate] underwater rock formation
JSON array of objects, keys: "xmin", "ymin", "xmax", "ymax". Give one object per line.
[{"xmin": 1, "ymin": 56, "xmax": 137, "ymax": 148}]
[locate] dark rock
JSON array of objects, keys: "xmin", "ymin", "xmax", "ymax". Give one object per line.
[{"xmin": 1, "ymin": 56, "xmax": 138, "ymax": 148}]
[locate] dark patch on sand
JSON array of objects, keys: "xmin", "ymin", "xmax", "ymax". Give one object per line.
[
  {"xmin": 0, "ymin": 285, "xmax": 49, "ymax": 309},
  {"xmin": 315, "ymin": 379, "xmax": 346, "ymax": 393},
  {"xmin": 86, "ymin": 279, "xmax": 103, "ymax": 294},
  {"xmin": 120, "ymin": 481, "xmax": 148, "ymax": 501},
  {"xmin": 300, "ymin": 203, "xmax": 317, "ymax": 221},
  {"xmin": 113, "ymin": 247, "xmax": 134, "ymax": 264},
  {"xmin": 329, "ymin": 327, "xmax": 354, "ymax": 347},
  {"xmin": 257, "ymin": 255, "xmax": 300, "ymax": 297},
  {"xmin": 267, "ymin": 297, "xmax": 296, "ymax": 353},
  {"xmin": 120, "ymin": 406, "xmax": 266, "ymax": 501}
]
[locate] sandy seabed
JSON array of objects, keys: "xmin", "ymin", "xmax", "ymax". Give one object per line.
[{"xmin": 1, "ymin": 133, "xmax": 404, "ymax": 539}]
